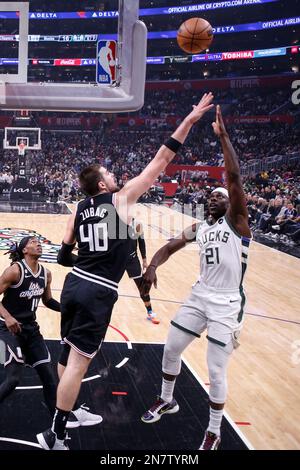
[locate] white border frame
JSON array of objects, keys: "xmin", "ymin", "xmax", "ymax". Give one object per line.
[
  {"xmin": 0, "ymin": 0, "xmax": 147, "ymax": 112},
  {"xmin": 3, "ymin": 126, "xmax": 41, "ymax": 150},
  {"xmin": 0, "ymin": 2, "xmax": 29, "ymax": 83}
]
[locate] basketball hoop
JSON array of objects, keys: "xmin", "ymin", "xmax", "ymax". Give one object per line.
[{"xmin": 18, "ymin": 142, "xmax": 26, "ymax": 156}]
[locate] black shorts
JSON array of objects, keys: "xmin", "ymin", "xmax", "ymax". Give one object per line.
[
  {"xmin": 0, "ymin": 320, "xmax": 50, "ymax": 368},
  {"xmin": 126, "ymin": 255, "xmax": 142, "ymax": 279},
  {"xmin": 60, "ymin": 273, "xmax": 118, "ymax": 359}
]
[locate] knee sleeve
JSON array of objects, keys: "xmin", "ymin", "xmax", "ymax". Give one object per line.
[
  {"xmin": 162, "ymin": 325, "xmax": 195, "ymax": 376},
  {"xmin": 59, "ymin": 342, "xmax": 70, "ymax": 367},
  {"xmin": 207, "ymin": 341, "xmax": 232, "ymax": 404}
]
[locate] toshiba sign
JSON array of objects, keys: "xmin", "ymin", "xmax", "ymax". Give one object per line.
[{"xmin": 222, "ymin": 50, "xmax": 254, "ymax": 60}]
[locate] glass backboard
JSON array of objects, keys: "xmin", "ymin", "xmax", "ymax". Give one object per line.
[
  {"xmin": 3, "ymin": 126, "xmax": 41, "ymax": 149},
  {"xmin": 0, "ymin": 0, "xmax": 147, "ymax": 112},
  {"xmin": 0, "ymin": 2, "xmax": 29, "ymax": 84}
]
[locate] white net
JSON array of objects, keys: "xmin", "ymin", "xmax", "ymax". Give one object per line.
[{"xmin": 18, "ymin": 142, "xmax": 26, "ymax": 156}]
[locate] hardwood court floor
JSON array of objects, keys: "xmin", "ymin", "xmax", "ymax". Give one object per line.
[{"xmin": 0, "ymin": 203, "xmax": 299, "ymax": 450}]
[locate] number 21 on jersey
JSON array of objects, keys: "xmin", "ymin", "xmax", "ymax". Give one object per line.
[
  {"xmin": 205, "ymin": 247, "xmax": 220, "ymax": 265},
  {"xmin": 80, "ymin": 223, "xmax": 108, "ymax": 252}
]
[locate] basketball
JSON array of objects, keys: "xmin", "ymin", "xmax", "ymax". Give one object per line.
[{"xmin": 177, "ymin": 17, "xmax": 214, "ymax": 54}]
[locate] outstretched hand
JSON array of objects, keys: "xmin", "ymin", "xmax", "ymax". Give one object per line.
[
  {"xmin": 186, "ymin": 92, "xmax": 214, "ymax": 124},
  {"xmin": 212, "ymin": 105, "xmax": 228, "ymax": 138},
  {"xmin": 140, "ymin": 265, "xmax": 158, "ymax": 296}
]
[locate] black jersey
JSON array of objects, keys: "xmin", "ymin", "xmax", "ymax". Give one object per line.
[
  {"xmin": 73, "ymin": 193, "xmax": 131, "ymax": 288},
  {"xmin": 1, "ymin": 260, "xmax": 47, "ymax": 323}
]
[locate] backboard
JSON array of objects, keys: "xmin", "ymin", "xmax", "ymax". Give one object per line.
[
  {"xmin": 3, "ymin": 127, "xmax": 41, "ymax": 150},
  {"xmin": 0, "ymin": 2, "xmax": 29, "ymax": 84},
  {"xmin": 0, "ymin": 0, "xmax": 147, "ymax": 112}
]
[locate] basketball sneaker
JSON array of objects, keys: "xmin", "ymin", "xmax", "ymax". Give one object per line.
[
  {"xmin": 66, "ymin": 404, "xmax": 103, "ymax": 429},
  {"xmin": 147, "ymin": 311, "xmax": 160, "ymax": 324},
  {"xmin": 36, "ymin": 428, "xmax": 69, "ymax": 450},
  {"xmin": 199, "ymin": 431, "xmax": 221, "ymax": 450},
  {"xmin": 141, "ymin": 396, "xmax": 179, "ymax": 423}
]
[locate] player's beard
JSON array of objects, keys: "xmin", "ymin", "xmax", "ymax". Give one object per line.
[{"xmin": 111, "ymin": 186, "xmax": 120, "ymax": 194}]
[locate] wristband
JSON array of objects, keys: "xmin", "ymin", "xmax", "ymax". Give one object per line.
[{"xmin": 164, "ymin": 137, "xmax": 182, "ymax": 153}]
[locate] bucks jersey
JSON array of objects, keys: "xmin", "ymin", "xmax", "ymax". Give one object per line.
[
  {"xmin": 73, "ymin": 193, "xmax": 131, "ymax": 289},
  {"xmin": 1, "ymin": 260, "xmax": 47, "ymax": 322},
  {"xmin": 196, "ymin": 215, "xmax": 251, "ymax": 290}
]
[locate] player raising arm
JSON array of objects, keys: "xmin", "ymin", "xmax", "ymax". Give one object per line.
[
  {"xmin": 141, "ymin": 106, "xmax": 251, "ymax": 451},
  {"xmin": 36, "ymin": 93, "xmax": 214, "ymax": 450}
]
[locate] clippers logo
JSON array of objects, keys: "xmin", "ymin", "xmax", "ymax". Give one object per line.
[
  {"xmin": 0, "ymin": 228, "xmax": 60, "ymax": 263},
  {"xmin": 96, "ymin": 40, "xmax": 116, "ymax": 84},
  {"xmin": 20, "ymin": 282, "xmax": 44, "ymax": 299}
]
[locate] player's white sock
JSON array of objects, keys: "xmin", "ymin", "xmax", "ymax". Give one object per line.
[
  {"xmin": 160, "ymin": 378, "xmax": 176, "ymax": 403},
  {"xmin": 207, "ymin": 407, "xmax": 223, "ymax": 436}
]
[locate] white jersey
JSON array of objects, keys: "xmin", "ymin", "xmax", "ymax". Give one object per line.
[{"xmin": 196, "ymin": 215, "xmax": 250, "ymax": 291}]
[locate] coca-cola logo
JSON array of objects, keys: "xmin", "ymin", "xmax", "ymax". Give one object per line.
[
  {"xmin": 55, "ymin": 59, "xmax": 81, "ymax": 66},
  {"xmin": 61, "ymin": 59, "xmax": 76, "ymax": 65}
]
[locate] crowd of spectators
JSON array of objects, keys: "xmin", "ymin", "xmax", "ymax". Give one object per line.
[
  {"xmin": 121, "ymin": 87, "xmax": 299, "ymax": 166},
  {"xmin": 0, "ymin": 136, "xmax": 299, "ymax": 246},
  {"xmin": 0, "ymin": 87, "xmax": 299, "ymax": 246},
  {"xmin": 0, "ymin": 128, "xmax": 299, "ymax": 205},
  {"xmin": 172, "ymin": 164, "xmax": 300, "ymax": 245},
  {"xmin": 243, "ymin": 166, "xmax": 300, "ymax": 245},
  {"xmin": 2, "ymin": 125, "xmax": 297, "ymax": 203},
  {"xmin": 139, "ymin": 88, "xmax": 293, "ymax": 119}
]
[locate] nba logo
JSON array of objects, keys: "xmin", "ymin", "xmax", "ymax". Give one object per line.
[{"xmin": 96, "ymin": 40, "xmax": 116, "ymax": 85}]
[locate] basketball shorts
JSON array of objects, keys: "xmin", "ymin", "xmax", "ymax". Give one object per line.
[
  {"xmin": 126, "ymin": 254, "xmax": 143, "ymax": 279},
  {"xmin": 0, "ymin": 320, "xmax": 50, "ymax": 368},
  {"xmin": 171, "ymin": 280, "xmax": 246, "ymax": 348},
  {"xmin": 60, "ymin": 273, "xmax": 118, "ymax": 359}
]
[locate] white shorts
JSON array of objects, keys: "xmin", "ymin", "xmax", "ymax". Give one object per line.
[{"xmin": 171, "ymin": 280, "xmax": 246, "ymax": 347}]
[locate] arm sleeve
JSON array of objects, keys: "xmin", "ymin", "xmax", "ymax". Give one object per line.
[
  {"xmin": 43, "ymin": 298, "xmax": 61, "ymax": 312},
  {"xmin": 138, "ymin": 234, "xmax": 146, "ymax": 259},
  {"xmin": 57, "ymin": 242, "xmax": 77, "ymax": 267}
]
